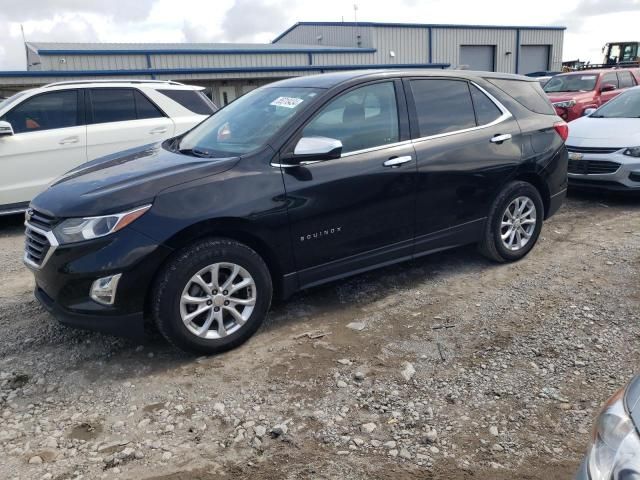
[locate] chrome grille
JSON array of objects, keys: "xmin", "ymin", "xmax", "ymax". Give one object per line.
[
  {"xmin": 568, "ymin": 160, "xmax": 621, "ymax": 175},
  {"xmin": 566, "ymin": 145, "xmax": 622, "ymax": 155},
  {"xmin": 24, "ymin": 209, "xmax": 58, "ymax": 269},
  {"xmin": 27, "ymin": 209, "xmax": 56, "ymax": 230}
]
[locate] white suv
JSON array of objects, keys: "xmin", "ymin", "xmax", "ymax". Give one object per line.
[{"xmin": 0, "ymin": 80, "xmax": 217, "ymax": 214}]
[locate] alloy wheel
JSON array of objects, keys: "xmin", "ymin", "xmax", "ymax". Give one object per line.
[
  {"xmin": 500, "ymin": 196, "xmax": 537, "ymax": 251},
  {"xmin": 179, "ymin": 262, "xmax": 256, "ymax": 339}
]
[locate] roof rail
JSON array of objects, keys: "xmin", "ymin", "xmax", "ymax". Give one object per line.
[{"xmin": 43, "ymin": 79, "xmax": 186, "ymax": 88}]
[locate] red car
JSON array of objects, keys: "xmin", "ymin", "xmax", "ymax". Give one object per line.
[{"xmin": 543, "ymin": 68, "xmax": 640, "ymax": 121}]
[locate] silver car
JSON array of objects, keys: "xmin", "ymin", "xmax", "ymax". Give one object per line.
[
  {"xmin": 576, "ymin": 375, "xmax": 640, "ymax": 479},
  {"xmin": 566, "ymin": 86, "xmax": 640, "ymax": 192}
]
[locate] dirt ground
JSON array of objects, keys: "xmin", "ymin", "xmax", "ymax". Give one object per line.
[{"xmin": 0, "ymin": 191, "xmax": 638, "ymax": 480}]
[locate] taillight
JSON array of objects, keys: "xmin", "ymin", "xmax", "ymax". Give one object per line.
[{"xmin": 553, "ymin": 121, "xmax": 569, "ymax": 142}]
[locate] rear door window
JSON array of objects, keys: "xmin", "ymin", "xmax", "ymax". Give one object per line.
[
  {"xmin": 617, "ymin": 71, "xmax": 636, "ymax": 89},
  {"xmin": 601, "ymin": 72, "xmax": 619, "ymax": 89},
  {"xmin": 469, "ymin": 84, "xmax": 503, "ymax": 125},
  {"xmin": 90, "ymin": 89, "xmax": 137, "ymax": 124},
  {"xmin": 157, "ymin": 89, "xmax": 217, "ymax": 115},
  {"xmin": 302, "ymin": 82, "xmax": 399, "ymax": 154},
  {"xmin": 409, "ymin": 79, "xmax": 476, "ymax": 137},
  {"xmin": 2, "ymin": 90, "xmax": 80, "ymax": 134}
]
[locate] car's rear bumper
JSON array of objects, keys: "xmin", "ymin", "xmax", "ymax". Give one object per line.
[
  {"xmin": 547, "ymin": 188, "xmax": 566, "ymax": 218},
  {"xmin": 35, "ymin": 286, "xmax": 145, "ymax": 338}
]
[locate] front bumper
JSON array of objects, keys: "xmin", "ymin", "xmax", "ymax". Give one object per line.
[
  {"xmin": 568, "ymin": 150, "xmax": 640, "ymax": 192},
  {"xmin": 27, "ymin": 226, "xmax": 173, "ymax": 338},
  {"xmin": 35, "ymin": 286, "xmax": 145, "ymax": 338}
]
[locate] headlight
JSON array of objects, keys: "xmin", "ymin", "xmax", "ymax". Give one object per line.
[
  {"xmin": 586, "ymin": 384, "xmax": 640, "ymax": 479},
  {"xmin": 553, "ymin": 100, "xmax": 577, "ymax": 109},
  {"xmin": 53, "ymin": 205, "xmax": 151, "ymax": 244},
  {"xmin": 623, "ymin": 147, "xmax": 640, "ymax": 158}
]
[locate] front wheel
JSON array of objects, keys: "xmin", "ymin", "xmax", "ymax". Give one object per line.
[
  {"xmin": 151, "ymin": 238, "xmax": 272, "ymax": 354},
  {"xmin": 479, "ymin": 181, "xmax": 544, "ymax": 263}
]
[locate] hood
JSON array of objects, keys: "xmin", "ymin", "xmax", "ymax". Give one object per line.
[
  {"xmin": 567, "ymin": 117, "xmax": 640, "ymax": 147},
  {"xmin": 546, "ymin": 91, "xmax": 594, "ymax": 103},
  {"xmin": 31, "ymin": 142, "xmax": 239, "ymax": 218}
]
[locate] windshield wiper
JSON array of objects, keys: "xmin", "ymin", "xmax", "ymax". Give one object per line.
[{"xmin": 178, "ymin": 147, "xmax": 215, "ymax": 158}]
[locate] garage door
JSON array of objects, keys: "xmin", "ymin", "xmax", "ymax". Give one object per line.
[
  {"xmin": 460, "ymin": 45, "xmax": 495, "ymax": 72},
  {"xmin": 520, "ymin": 45, "xmax": 550, "ymax": 74}
]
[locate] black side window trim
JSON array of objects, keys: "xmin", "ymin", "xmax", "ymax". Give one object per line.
[
  {"xmin": 280, "ymin": 78, "xmax": 410, "ymax": 159},
  {"xmin": 87, "ymin": 88, "xmax": 168, "ymax": 125},
  {"xmin": 1, "ymin": 89, "xmax": 84, "ymax": 134}
]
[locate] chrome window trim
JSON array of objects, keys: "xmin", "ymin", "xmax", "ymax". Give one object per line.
[
  {"xmin": 411, "ymin": 80, "xmax": 513, "ymax": 145},
  {"xmin": 340, "ymin": 139, "xmax": 413, "ymax": 158},
  {"xmin": 23, "ymin": 221, "xmax": 59, "ymax": 270},
  {"xmin": 271, "ymin": 140, "xmax": 414, "ymax": 167}
]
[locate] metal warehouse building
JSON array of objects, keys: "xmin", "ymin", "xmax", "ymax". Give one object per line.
[{"xmin": 0, "ymin": 21, "xmax": 565, "ymax": 103}]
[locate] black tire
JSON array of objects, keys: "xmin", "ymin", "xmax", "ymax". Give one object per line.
[
  {"xmin": 478, "ymin": 181, "xmax": 544, "ymax": 263},
  {"xmin": 151, "ymin": 238, "xmax": 272, "ymax": 354}
]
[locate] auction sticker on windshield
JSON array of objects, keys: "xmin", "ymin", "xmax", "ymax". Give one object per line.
[{"xmin": 270, "ymin": 97, "xmax": 304, "ymax": 108}]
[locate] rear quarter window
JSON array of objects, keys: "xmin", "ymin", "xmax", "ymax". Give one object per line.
[
  {"xmin": 486, "ymin": 78, "xmax": 556, "ymax": 115},
  {"xmin": 157, "ymin": 89, "xmax": 217, "ymax": 115}
]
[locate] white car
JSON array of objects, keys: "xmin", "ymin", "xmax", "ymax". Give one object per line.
[
  {"xmin": 566, "ymin": 86, "xmax": 640, "ymax": 192},
  {"xmin": 0, "ymin": 80, "xmax": 216, "ymax": 214}
]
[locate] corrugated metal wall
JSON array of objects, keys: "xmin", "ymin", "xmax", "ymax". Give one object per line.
[
  {"xmin": 277, "ymin": 25, "xmax": 429, "ymax": 64},
  {"xmin": 151, "ymin": 53, "xmax": 308, "ymax": 69},
  {"xmin": 520, "ymin": 29, "xmax": 564, "ymax": 71},
  {"xmin": 276, "ymin": 25, "xmax": 373, "ymax": 48},
  {"xmin": 432, "ymin": 28, "xmax": 517, "ymax": 72},
  {"xmin": 39, "ymin": 54, "xmax": 148, "ymax": 71}
]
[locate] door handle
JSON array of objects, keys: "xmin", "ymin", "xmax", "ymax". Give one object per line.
[
  {"xmin": 490, "ymin": 133, "xmax": 512, "ymax": 144},
  {"xmin": 149, "ymin": 127, "xmax": 168, "ymax": 135},
  {"xmin": 59, "ymin": 136, "xmax": 79, "ymax": 145},
  {"xmin": 383, "ymin": 156, "xmax": 413, "ymax": 167}
]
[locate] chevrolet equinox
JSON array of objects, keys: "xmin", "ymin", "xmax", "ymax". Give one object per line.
[{"xmin": 24, "ymin": 70, "xmax": 568, "ymax": 354}]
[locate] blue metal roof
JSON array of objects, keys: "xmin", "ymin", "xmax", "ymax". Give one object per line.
[
  {"xmin": 27, "ymin": 41, "xmax": 377, "ymax": 56},
  {"xmin": 273, "ymin": 21, "xmax": 567, "ymax": 43}
]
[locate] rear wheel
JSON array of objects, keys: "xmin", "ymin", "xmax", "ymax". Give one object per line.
[
  {"xmin": 151, "ymin": 238, "xmax": 272, "ymax": 354},
  {"xmin": 479, "ymin": 181, "xmax": 544, "ymax": 263}
]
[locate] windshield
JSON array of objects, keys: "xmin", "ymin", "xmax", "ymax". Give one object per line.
[
  {"xmin": 0, "ymin": 90, "xmax": 31, "ymax": 111},
  {"xmin": 591, "ymin": 89, "xmax": 640, "ymax": 118},
  {"xmin": 543, "ymin": 74, "xmax": 598, "ymax": 93},
  {"xmin": 177, "ymin": 86, "xmax": 322, "ymax": 157}
]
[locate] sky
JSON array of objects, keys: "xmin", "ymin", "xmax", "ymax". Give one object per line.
[{"xmin": 0, "ymin": 0, "xmax": 639, "ymax": 70}]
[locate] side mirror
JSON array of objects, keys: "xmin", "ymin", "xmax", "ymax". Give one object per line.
[
  {"xmin": 600, "ymin": 84, "xmax": 616, "ymax": 93},
  {"xmin": 583, "ymin": 108, "xmax": 597, "ymax": 116},
  {"xmin": 285, "ymin": 137, "xmax": 343, "ymax": 165},
  {"xmin": 0, "ymin": 120, "xmax": 14, "ymax": 137}
]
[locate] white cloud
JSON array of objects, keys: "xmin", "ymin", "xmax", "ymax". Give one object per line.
[{"xmin": 0, "ymin": 0, "xmax": 638, "ymax": 69}]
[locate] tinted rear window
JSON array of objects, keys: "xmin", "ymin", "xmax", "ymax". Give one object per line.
[
  {"xmin": 91, "ymin": 88, "xmax": 137, "ymax": 123},
  {"xmin": 158, "ymin": 89, "xmax": 216, "ymax": 115},
  {"xmin": 410, "ymin": 79, "xmax": 476, "ymax": 137},
  {"xmin": 487, "ymin": 78, "xmax": 556, "ymax": 115}
]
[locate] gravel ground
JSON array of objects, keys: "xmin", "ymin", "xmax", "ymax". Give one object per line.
[{"xmin": 0, "ymin": 192, "xmax": 638, "ymax": 480}]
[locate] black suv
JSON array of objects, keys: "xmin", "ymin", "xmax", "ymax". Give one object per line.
[{"xmin": 24, "ymin": 70, "xmax": 568, "ymax": 354}]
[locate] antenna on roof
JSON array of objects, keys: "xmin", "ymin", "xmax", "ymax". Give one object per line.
[{"xmin": 353, "ymin": 4, "xmax": 358, "ymax": 23}]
